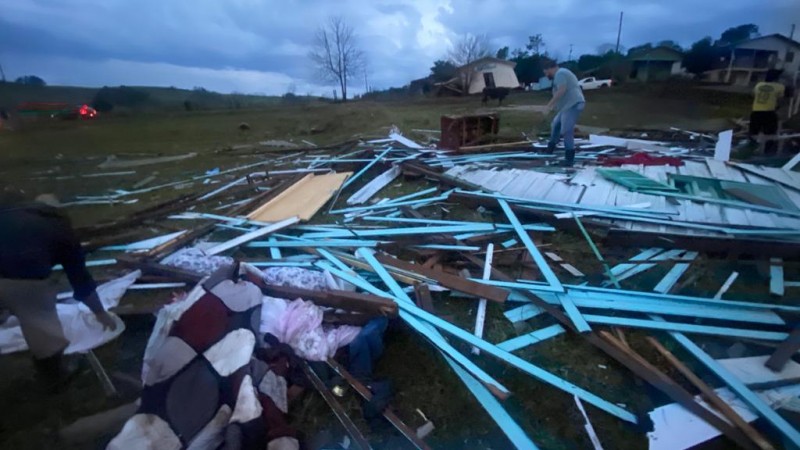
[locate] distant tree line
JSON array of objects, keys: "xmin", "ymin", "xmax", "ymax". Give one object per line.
[
  {"xmin": 14, "ymin": 75, "xmax": 46, "ymax": 86},
  {"xmin": 419, "ymin": 23, "xmax": 762, "ymax": 92}
]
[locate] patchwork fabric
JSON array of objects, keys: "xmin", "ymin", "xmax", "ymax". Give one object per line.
[
  {"xmin": 161, "ymin": 248, "xmax": 234, "ymax": 276},
  {"xmin": 108, "ymin": 273, "xmax": 297, "ymax": 450}
]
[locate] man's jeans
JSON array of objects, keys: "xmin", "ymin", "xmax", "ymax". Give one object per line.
[{"xmin": 548, "ymin": 102, "xmax": 585, "ymax": 164}]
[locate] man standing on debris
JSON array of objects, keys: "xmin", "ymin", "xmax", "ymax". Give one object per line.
[
  {"xmin": 543, "ymin": 59, "xmax": 586, "ymax": 167},
  {"xmin": 749, "ymin": 69, "xmax": 786, "ymax": 155},
  {"xmin": 0, "ymin": 187, "xmax": 117, "ymax": 390}
]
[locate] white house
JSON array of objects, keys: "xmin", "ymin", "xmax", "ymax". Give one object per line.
[
  {"xmin": 456, "ymin": 57, "xmax": 521, "ymax": 94},
  {"xmin": 709, "ymin": 34, "xmax": 800, "ymax": 86}
]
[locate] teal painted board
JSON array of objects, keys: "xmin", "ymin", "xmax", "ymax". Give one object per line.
[
  {"xmin": 504, "ymin": 304, "xmax": 545, "ymax": 323},
  {"xmin": 583, "ymin": 315, "xmax": 788, "ymax": 341},
  {"xmin": 497, "ymin": 324, "xmax": 566, "ymax": 352},
  {"xmin": 327, "ymin": 254, "xmax": 637, "ymax": 423},
  {"xmin": 557, "ymin": 293, "xmax": 591, "ymax": 333},
  {"xmin": 654, "ymin": 251, "xmax": 698, "ymax": 293},
  {"xmin": 444, "ymin": 355, "xmax": 540, "ymax": 449},
  {"xmin": 597, "ymin": 169, "xmax": 679, "ymax": 192},
  {"xmin": 499, "ymin": 199, "xmax": 564, "ymax": 291},
  {"xmin": 317, "ymin": 257, "xmax": 512, "ymax": 398},
  {"xmin": 665, "ymin": 323, "xmax": 800, "ymax": 447}
]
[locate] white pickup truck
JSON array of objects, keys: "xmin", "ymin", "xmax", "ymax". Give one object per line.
[{"xmin": 578, "ymin": 77, "xmax": 613, "ymax": 90}]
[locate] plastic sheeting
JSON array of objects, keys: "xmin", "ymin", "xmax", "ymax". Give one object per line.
[{"xmin": 0, "ymin": 271, "xmax": 139, "ymax": 355}]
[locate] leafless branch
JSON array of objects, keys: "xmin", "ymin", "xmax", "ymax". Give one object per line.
[
  {"xmin": 447, "ymin": 33, "xmax": 492, "ymax": 67},
  {"xmin": 308, "ymin": 16, "xmax": 365, "ymax": 101}
]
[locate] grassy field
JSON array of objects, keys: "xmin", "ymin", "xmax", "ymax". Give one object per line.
[{"xmin": 0, "ymin": 82, "xmax": 765, "ymax": 449}]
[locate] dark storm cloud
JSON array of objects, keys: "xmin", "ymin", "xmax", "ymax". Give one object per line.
[{"xmin": 1, "ymin": 0, "xmax": 797, "ymax": 94}]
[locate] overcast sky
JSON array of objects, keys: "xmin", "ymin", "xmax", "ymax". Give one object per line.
[{"xmin": 1, "ymin": 0, "xmax": 798, "ymax": 95}]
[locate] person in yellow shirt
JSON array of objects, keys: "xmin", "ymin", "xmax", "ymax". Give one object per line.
[{"xmin": 749, "ymin": 69, "xmax": 785, "ymax": 155}]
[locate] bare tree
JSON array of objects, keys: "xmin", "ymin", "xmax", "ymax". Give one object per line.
[
  {"xmin": 309, "ymin": 16, "xmax": 365, "ymax": 102},
  {"xmin": 447, "ymin": 33, "xmax": 492, "ymax": 67},
  {"xmin": 447, "ymin": 33, "xmax": 492, "ymax": 93}
]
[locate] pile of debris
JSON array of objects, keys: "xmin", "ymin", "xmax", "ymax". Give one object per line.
[{"xmin": 11, "ymin": 124, "xmax": 800, "ymax": 449}]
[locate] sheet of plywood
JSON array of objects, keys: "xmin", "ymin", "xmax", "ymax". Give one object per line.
[{"xmin": 248, "ymin": 172, "xmax": 351, "ymax": 222}]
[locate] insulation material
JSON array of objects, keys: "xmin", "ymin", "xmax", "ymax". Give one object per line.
[
  {"xmin": 247, "ymin": 172, "xmax": 351, "ymax": 222},
  {"xmin": 0, "ymin": 271, "xmax": 139, "ymax": 355}
]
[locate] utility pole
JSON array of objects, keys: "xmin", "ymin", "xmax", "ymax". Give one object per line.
[
  {"xmin": 0, "ymin": 63, "xmax": 5, "ymax": 83},
  {"xmin": 568, "ymin": 44, "xmax": 574, "ymax": 61},
  {"xmin": 615, "ymin": 11, "xmax": 624, "ymax": 54},
  {"xmin": 790, "ymin": 23, "xmax": 796, "ymax": 40},
  {"xmin": 364, "ymin": 69, "xmax": 369, "ymax": 93}
]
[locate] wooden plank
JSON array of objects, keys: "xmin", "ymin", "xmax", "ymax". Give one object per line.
[
  {"xmin": 472, "ymin": 244, "xmax": 494, "ymax": 355},
  {"xmin": 248, "ymin": 172, "xmax": 351, "ymax": 221},
  {"xmin": 256, "ymin": 282, "xmax": 398, "ymax": 316},
  {"xmin": 335, "ymin": 254, "xmax": 511, "ymax": 399},
  {"xmin": 558, "ymin": 293, "xmax": 591, "ymax": 333},
  {"xmin": 681, "ymin": 160, "xmax": 714, "ymax": 179},
  {"xmin": 654, "ymin": 251, "xmax": 698, "ymax": 293},
  {"xmin": 497, "ymin": 324, "xmax": 565, "ymax": 352},
  {"xmin": 667, "ymin": 327, "xmax": 800, "ymax": 447},
  {"xmin": 504, "ymin": 304, "xmax": 545, "ymax": 323},
  {"xmin": 413, "ymin": 283, "xmax": 437, "ymax": 314},
  {"xmin": 206, "ymin": 216, "xmax": 300, "ymax": 255},
  {"xmin": 765, "ymin": 325, "xmax": 800, "ymax": 372},
  {"xmin": 458, "ymin": 251, "xmax": 764, "ymax": 432},
  {"xmin": 583, "ymin": 315, "xmax": 788, "ymax": 341},
  {"xmin": 347, "ymin": 165, "xmax": 401, "ymax": 205},
  {"xmin": 374, "ymin": 254, "xmax": 508, "ymax": 303},
  {"xmin": 705, "ymin": 158, "xmax": 747, "ymax": 182},
  {"xmin": 713, "ymin": 272, "xmax": 739, "ymax": 300},
  {"xmin": 770, "ymin": 258, "xmax": 785, "ymax": 297},
  {"xmin": 647, "ymin": 337, "xmax": 774, "ymax": 450},
  {"xmin": 597, "ymin": 331, "xmax": 756, "ymax": 449},
  {"xmin": 442, "ymin": 355, "xmax": 541, "ymax": 450},
  {"xmin": 735, "ymin": 163, "xmax": 800, "ymax": 192},
  {"xmin": 499, "ymin": 199, "xmax": 564, "ymax": 291}
]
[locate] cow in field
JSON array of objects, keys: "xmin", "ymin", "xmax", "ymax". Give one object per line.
[{"xmin": 482, "ymin": 87, "xmax": 511, "ymax": 105}]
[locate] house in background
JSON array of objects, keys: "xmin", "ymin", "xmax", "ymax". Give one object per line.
[
  {"xmin": 705, "ymin": 34, "xmax": 800, "ymax": 86},
  {"xmin": 628, "ymin": 47, "xmax": 685, "ymax": 82},
  {"xmin": 443, "ymin": 57, "xmax": 520, "ymax": 95}
]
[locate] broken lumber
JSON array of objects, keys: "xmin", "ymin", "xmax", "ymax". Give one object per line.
[
  {"xmin": 647, "ymin": 337, "xmax": 774, "ymax": 450},
  {"xmin": 374, "ymin": 253, "xmax": 508, "ymax": 303},
  {"xmin": 764, "ymin": 324, "xmax": 800, "ymax": 372},
  {"xmin": 257, "ymin": 282, "xmax": 398, "ymax": 317}
]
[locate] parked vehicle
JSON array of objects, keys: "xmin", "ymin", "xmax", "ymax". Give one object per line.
[
  {"xmin": 16, "ymin": 102, "xmax": 98, "ymax": 120},
  {"xmin": 578, "ymin": 77, "xmax": 613, "ymax": 90}
]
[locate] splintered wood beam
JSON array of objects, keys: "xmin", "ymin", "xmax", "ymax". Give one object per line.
[
  {"xmin": 764, "ymin": 325, "xmax": 800, "ymax": 372},
  {"xmin": 598, "ymin": 331, "xmax": 756, "ymax": 450},
  {"xmin": 374, "ymin": 253, "xmax": 508, "ymax": 303},
  {"xmin": 647, "ymin": 337, "xmax": 775, "ymax": 450},
  {"xmin": 257, "ymin": 282, "xmax": 398, "ymax": 317},
  {"xmin": 665, "ymin": 325, "xmax": 800, "ymax": 447}
]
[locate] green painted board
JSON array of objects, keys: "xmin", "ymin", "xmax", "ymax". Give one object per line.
[{"xmin": 597, "ymin": 169, "xmax": 679, "ymax": 192}]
